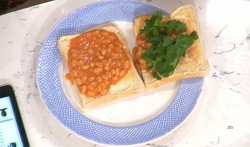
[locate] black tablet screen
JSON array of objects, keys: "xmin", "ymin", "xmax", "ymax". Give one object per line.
[{"xmin": 0, "ymin": 96, "xmax": 23, "ymax": 147}]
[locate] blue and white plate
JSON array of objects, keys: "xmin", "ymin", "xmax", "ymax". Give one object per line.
[{"xmin": 37, "ymin": 0, "xmax": 203, "ymax": 146}]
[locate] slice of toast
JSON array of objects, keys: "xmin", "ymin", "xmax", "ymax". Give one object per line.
[
  {"xmin": 133, "ymin": 5, "xmax": 210, "ymax": 89},
  {"xmin": 57, "ymin": 25, "xmax": 145, "ymax": 109}
]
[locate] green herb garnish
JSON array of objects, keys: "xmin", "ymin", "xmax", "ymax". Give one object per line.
[{"xmin": 139, "ymin": 11, "xmax": 198, "ymax": 80}]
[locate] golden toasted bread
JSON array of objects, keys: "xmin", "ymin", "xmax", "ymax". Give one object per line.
[
  {"xmin": 57, "ymin": 25, "xmax": 145, "ymax": 109},
  {"xmin": 133, "ymin": 5, "xmax": 210, "ymax": 89}
]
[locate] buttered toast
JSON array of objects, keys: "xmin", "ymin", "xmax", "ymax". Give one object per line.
[
  {"xmin": 57, "ymin": 25, "xmax": 145, "ymax": 109},
  {"xmin": 133, "ymin": 5, "xmax": 210, "ymax": 89},
  {"xmin": 57, "ymin": 4, "xmax": 209, "ymax": 109}
]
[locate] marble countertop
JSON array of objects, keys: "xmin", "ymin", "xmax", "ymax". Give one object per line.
[{"xmin": 0, "ymin": 0, "xmax": 250, "ymax": 146}]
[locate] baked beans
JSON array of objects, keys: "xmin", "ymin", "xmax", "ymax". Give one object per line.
[
  {"xmin": 65, "ymin": 29, "xmax": 131, "ymax": 98},
  {"xmin": 132, "ymin": 33, "xmax": 150, "ymax": 70}
]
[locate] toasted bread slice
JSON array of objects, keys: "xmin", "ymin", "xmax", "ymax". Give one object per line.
[
  {"xmin": 57, "ymin": 25, "xmax": 145, "ymax": 109},
  {"xmin": 133, "ymin": 5, "xmax": 210, "ymax": 89}
]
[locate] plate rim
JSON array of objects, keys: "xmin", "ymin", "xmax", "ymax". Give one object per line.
[{"xmin": 36, "ymin": 0, "xmax": 204, "ymax": 145}]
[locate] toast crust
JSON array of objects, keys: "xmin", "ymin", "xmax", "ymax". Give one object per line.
[
  {"xmin": 133, "ymin": 5, "xmax": 210, "ymax": 89},
  {"xmin": 57, "ymin": 25, "xmax": 145, "ymax": 109},
  {"xmin": 57, "ymin": 4, "xmax": 210, "ymax": 108}
]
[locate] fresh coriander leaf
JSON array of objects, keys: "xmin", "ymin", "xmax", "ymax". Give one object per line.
[
  {"xmin": 154, "ymin": 18, "xmax": 161, "ymax": 27},
  {"xmin": 141, "ymin": 52, "xmax": 150, "ymax": 60},
  {"xmin": 144, "ymin": 47, "xmax": 154, "ymax": 56},
  {"xmin": 162, "ymin": 58, "xmax": 178, "ymax": 77},
  {"xmin": 159, "ymin": 64, "xmax": 172, "ymax": 76},
  {"xmin": 163, "ymin": 20, "xmax": 174, "ymax": 32},
  {"xmin": 140, "ymin": 26, "xmax": 153, "ymax": 35},
  {"xmin": 142, "ymin": 53, "xmax": 155, "ymax": 71},
  {"xmin": 156, "ymin": 56, "xmax": 162, "ymax": 62},
  {"xmin": 147, "ymin": 59, "xmax": 156, "ymax": 70},
  {"xmin": 140, "ymin": 20, "xmax": 153, "ymax": 35},
  {"xmin": 152, "ymin": 27, "xmax": 159, "ymax": 36},
  {"xmin": 190, "ymin": 31, "xmax": 198, "ymax": 39},
  {"xmin": 166, "ymin": 45, "xmax": 176, "ymax": 63},
  {"xmin": 145, "ymin": 19, "xmax": 152, "ymax": 25},
  {"xmin": 137, "ymin": 10, "xmax": 199, "ymax": 80},
  {"xmin": 169, "ymin": 58, "xmax": 179, "ymax": 68},
  {"xmin": 175, "ymin": 32, "xmax": 198, "ymax": 57},
  {"xmin": 155, "ymin": 45, "xmax": 165, "ymax": 56},
  {"xmin": 142, "ymin": 48, "xmax": 156, "ymax": 69},
  {"xmin": 154, "ymin": 61, "xmax": 168, "ymax": 74},
  {"xmin": 150, "ymin": 13, "xmax": 157, "ymax": 21},
  {"xmin": 162, "ymin": 67, "xmax": 175, "ymax": 77},
  {"xmin": 140, "ymin": 11, "xmax": 163, "ymax": 36},
  {"xmin": 154, "ymin": 60, "xmax": 175, "ymax": 77},
  {"xmin": 154, "ymin": 61, "xmax": 164, "ymax": 70},
  {"xmin": 147, "ymin": 36, "xmax": 161, "ymax": 45},
  {"xmin": 154, "ymin": 11, "xmax": 163, "ymax": 20},
  {"xmin": 175, "ymin": 21, "xmax": 187, "ymax": 33},
  {"xmin": 149, "ymin": 11, "xmax": 163, "ymax": 26},
  {"xmin": 155, "ymin": 44, "xmax": 165, "ymax": 58},
  {"xmin": 152, "ymin": 71, "xmax": 161, "ymax": 80},
  {"xmin": 162, "ymin": 36, "xmax": 173, "ymax": 47},
  {"xmin": 163, "ymin": 20, "xmax": 187, "ymax": 33}
]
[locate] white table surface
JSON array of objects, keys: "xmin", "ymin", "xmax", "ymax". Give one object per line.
[{"xmin": 0, "ymin": 0, "xmax": 250, "ymax": 147}]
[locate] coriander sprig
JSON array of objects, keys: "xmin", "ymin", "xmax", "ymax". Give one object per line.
[{"xmin": 139, "ymin": 11, "xmax": 198, "ymax": 80}]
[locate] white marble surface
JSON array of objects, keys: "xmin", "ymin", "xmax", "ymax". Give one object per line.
[{"xmin": 0, "ymin": 0, "xmax": 250, "ymax": 147}]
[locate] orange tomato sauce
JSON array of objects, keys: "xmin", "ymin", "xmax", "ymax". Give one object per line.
[
  {"xmin": 66, "ymin": 29, "xmax": 131, "ymax": 98},
  {"xmin": 132, "ymin": 33, "xmax": 152, "ymax": 70}
]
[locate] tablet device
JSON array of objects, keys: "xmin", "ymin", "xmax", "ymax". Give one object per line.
[{"xmin": 0, "ymin": 85, "xmax": 30, "ymax": 147}]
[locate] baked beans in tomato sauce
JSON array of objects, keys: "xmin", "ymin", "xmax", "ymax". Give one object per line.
[
  {"xmin": 133, "ymin": 19, "xmax": 178, "ymax": 71},
  {"xmin": 65, "ymin": 29, "xmax": 131, "ymax": 98},
  {"xmin": 132, "ymin": 33, "xmax": 152, "ymax": 70}
]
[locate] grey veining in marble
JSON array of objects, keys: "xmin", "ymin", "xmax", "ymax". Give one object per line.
[{"xmin": 0, "ymin": 0, "xmax": 250, "ymax": 147}]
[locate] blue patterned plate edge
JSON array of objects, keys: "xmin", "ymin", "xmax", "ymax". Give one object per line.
[{"xmin": 36, "ymin": 0, "xmax": 204, "ymax": 146}]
